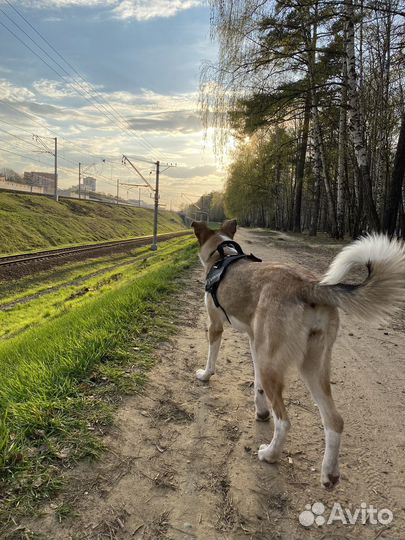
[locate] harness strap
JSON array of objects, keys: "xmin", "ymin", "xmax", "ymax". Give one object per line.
[
  {"xmin": 205, "ymin": 241, "xmax": 261, "ymax": 323},
  {"xmin": 216, "ymin": 240, "xmax": 244, "ymax": 258}
]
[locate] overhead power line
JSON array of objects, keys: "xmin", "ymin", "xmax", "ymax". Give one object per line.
[
  {"xmin": 0, "ymin": 101, "xmax": 112, "ymax": 167},
  {"xmin": 4, "ymin": 0, "xmax": 164, "ymax": 159},
  {"xmin": 0, "ymin": 2, "xmax": 161, "ymax": 160},
  {"xmin": 0, "ymin": 18, "xmax": 153, "ymax": 159},
  {"xmin": 0, "ymin": 126, "xmax": 46, "ymax": 151},
  {"xmin": 0, "ymin": 102, "xmax": 146, "ymax": 187},
  {"xmin": 0, "ymin": 145, "xmax": 52, "ymax": 166}
]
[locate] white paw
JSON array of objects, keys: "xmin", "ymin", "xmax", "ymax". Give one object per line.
[
  {"xmin": 196, "ymin": 369, "xmax": 212, "ymax": 381},
  {"xmin": 258, "ymin": 443, "xmax": 280, "ymax": 463}
]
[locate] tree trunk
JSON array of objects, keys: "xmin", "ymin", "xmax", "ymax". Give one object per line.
[
  {"xmin": 344, "ymin": 0, "xmax": 380, "ymax": 231},
  {"xmin": 352, "ymin": 161, "xmax": 364, "ymax": 238},
  {"xmin": 310, "ymin": 137, "xmax": 322, "ymax": 236},
  {"xmin": 337, "ymin": 59, "xmax": 348, "ymax": 239},
  {"xmin": 307, "ymin": 9, "xmax": 338, "ymax": 237},
  {"xmin": 293, "ymin": 92, "xmax": 311, "ymax": 232},
  {"xmin": 313, "ymin": 104, "xmax": 338, "ymax": 236},
  {"xmin": 382, "ymin": 112, "xmax": 405, "ymax": 235}
]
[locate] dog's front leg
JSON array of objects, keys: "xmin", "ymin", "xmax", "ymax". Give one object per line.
[
  {"xmin": 196, "ymin": 322, "xmax": 223, "ymax": 381},
  {"xmin": 250, "ymin": 341, "xmax": 270, "ymax": 421}
]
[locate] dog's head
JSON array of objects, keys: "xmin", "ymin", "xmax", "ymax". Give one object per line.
[{"xmin": 191, "ymin": 219, "xmax": 237, "ymax": 266}]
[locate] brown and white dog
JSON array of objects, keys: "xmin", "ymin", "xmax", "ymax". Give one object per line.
[{"xmin": 192, "ymin": 219, "xmax": 405, "ymax": 489}]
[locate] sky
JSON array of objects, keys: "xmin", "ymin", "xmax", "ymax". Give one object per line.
[{"xmin": 0, "ymin": 0, "xmax": 226, "ymax": 209}]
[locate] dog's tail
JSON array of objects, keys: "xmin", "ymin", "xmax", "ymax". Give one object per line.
[{"xmin": 304, "ymin": 234, "xmax": 405, "ymax": 322}]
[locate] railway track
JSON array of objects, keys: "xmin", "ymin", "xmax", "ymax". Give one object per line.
[{"xmin": 0, "ymin": 230, "xmax": 192, "ymax": 275}]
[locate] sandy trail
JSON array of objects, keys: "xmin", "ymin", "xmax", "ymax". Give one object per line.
[{"xmin": 24, "ymin": 229, "xmax": 404, "ymax": 539}]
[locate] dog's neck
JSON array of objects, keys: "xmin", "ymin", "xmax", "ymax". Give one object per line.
[{"xmin": 201, "ymin": 238, "xmax": 239, "ymax": 274}]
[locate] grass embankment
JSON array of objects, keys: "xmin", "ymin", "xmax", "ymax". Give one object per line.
[
  {"xmin": 0, "ymin": 192, "xmax": 185, "ymax": 255},
  {"xmin": 0, "ymin": 236, "xmax": 197, "ymax": 530},
  {"xmin": 0, "ymin": 237, "xmax": 187, "ymax": 340}
]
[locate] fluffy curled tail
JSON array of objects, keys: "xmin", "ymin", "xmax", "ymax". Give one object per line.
[{"xmin": 306, "ymin": 234, "xmax": 405, "ymax": 322}]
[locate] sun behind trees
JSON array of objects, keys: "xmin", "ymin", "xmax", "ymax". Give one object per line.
[{"xmin": 200, "ymin": 0, "xmax": 405, "ymax": 238}]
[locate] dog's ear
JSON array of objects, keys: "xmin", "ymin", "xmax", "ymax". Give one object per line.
[
  {"xmin": 220, "ymin": 219, "xmax": 237, "ymax": 239},
  {"xmin": 191, "ymin": 221, "xmax": 214, "ymax": 246}
]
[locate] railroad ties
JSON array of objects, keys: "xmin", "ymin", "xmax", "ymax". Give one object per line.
[{"xmin": 0, "ymin": 231, "xmax": 192, "ymax": 280}]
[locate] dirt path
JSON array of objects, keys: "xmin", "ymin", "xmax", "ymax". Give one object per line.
[{"xmin": 23, "ymin": 229, "xmax": 404, "ymax": 539}]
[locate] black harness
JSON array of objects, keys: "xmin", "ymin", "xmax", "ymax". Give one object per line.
[{"xmin": 205, "ymin": 240, "xmax": 262, "ymax": 323}]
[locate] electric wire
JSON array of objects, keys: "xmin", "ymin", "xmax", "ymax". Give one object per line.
[
  {"xmin": 5, "ymin": 0, "xmax": 161, "ymax": 158},
  {"xmin": 0, "ymin": 3, "xmax": 161, "ymax": 160}
]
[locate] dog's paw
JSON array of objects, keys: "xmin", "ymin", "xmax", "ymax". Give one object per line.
[
  {"xmin": 255, "ymin": 410, "xmax": 270, "ymax": 422},
  {"xmin": 258, "ymin": 443, "xmax": 279, "ymax": 463},
  {"xmin": 196, "ymin": 369, "xmax": 212, "ymax": 382},
  {"xmin": 321, "ymin": 470, "xmax": 340, "ymax": 490}
]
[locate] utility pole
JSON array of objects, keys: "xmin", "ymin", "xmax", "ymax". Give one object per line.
[
  {"xmin": 32, "ymin": 133, "xmax": 58, "ymax": 200},
  {"xmin": 122, "ymin": 155, "xmax": 175, "ymax": 251},
  {"xmin": 116, "ymin": 178, "xmax": 119, "ymax": 205},
  {"xmin": 151, "ymin": 160, "xmax": 160, "ymax": 251},
  {"xmin": 78, "ymin": 159, "xmax": 105, "ymax": 200},
  {"xmin": 139, "ymin": 187, "xmax": 141, "ymax": 207},
  {"xmin": 54, "ymin": 137, "xmax": 58, "ymax": 201},
  {"xmin": 78, "ymin": 162, "xmax": 81, "ymax": 199}
]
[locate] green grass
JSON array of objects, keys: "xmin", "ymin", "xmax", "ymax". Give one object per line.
[
  {"xmin": 0, "ymin": 192, "xmax": 185, "ymax": 255},
  {"xmin": 0, "ymin": 245, "xmax": 153, "ymax": 306},
  {"xmin": 0, "ymin": 237, "xmax": 197, "ymax": 532},
  {"xmin": 0, "ymin": 237, "xmax": 189, "ymax": 339}
]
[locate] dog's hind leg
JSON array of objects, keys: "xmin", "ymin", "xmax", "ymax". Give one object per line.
[
  {"xmin": 300, "ymin": 324, "xmax": 343, "ymax": 490},
  {"xmin": 250, "ymin": 340, "xmax": 270, "ymax": 421},
  {"xmin": 256, "ymin": 351, "xmax": 291, "ymax": 463},
  {"xmin": 196, "ymin": 302, "xmax": 223, "ymax": 382}
]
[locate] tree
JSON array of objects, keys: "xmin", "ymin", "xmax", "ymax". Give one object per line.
[
  {"xmin": 344, "ymin": 0, "xmax": 380, "ymax": 230},
  {"xmin": 201, "ymin": 0, "xmax": 405, "ymax": 237},
  {"xmin": 1, "ymin": 168, "xmax": 23, "ymax": 183},
  {"xmin": 383, "ymin": 112, "xmax": 405, "ymax": 236}
]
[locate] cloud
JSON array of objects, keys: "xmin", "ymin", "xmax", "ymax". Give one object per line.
[
  {"xmin": 112, "ymin": 0, "xmax": 203, "ymax": 21},
  {"xmin": 14, "ymin": 1, "xmax": 203, "ymax": 20},
  {"xmin": 33, "ymin": 79, "xmax": 77, "ymax": 99},
  {"xmin": 15, "ymin": 1, "xmax": 116, "ymax": 8},
  {"xmin": 0, "ymin": 76, "xmax": 224, "ymax": 204},
  {"xmin": 43, "ymin": 16, "xmax": 64, "ymax": 22},
  {"xmin": 0, "ymin": 79, "xmax": 35, "ymax": 102},
  {"xmin": 30, "ymin": 80, "xmax": 202, "ymax": 133},
  {"xmin": 165, "ymin": 164, "xmax": 216, "ymax": 178},
  {"xmin": 127, "ymin": 110, "xmax": 201, "ymax": 133},
  {"xmin": 32, "ymin": 78, "xmax": 104, "ymax": 101}
]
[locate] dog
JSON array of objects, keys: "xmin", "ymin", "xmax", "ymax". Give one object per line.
[{"xmin": 191, "ymin": 219, "xmax": 405, "ymax": 489}]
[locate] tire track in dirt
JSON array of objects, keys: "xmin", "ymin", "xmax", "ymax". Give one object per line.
[{"xmin": 22, "ymin": 229, "xmax": 404, "ymax": 540}]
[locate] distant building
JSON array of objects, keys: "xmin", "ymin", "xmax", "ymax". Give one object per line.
[
  {"xmin": 0, "ymin": 176, "xmax": 44, "ymax": 194},
  {"xmin": 24, "ymin": 171, "xmax": 56, "ymax": 194},
  {"xmin": 83, "ymin": 176, "xmax": 96, "ymax": 192}
]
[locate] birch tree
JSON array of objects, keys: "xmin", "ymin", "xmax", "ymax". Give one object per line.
[
  {"xmin": 344, "ymin": 0, "xmax": 380, "ymax": 230},
  {"xmin": 201, "ymin": 0, "xmax": 404, "ymax": 236}
]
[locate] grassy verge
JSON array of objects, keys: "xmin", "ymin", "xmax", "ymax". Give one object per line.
[
  {"xmin": 0, "ymin": 237, "xmax": 190, "ymax": 339},
  {"xmin": 0, "ymin": 192, "xmax": 185, "ymax": 255},
  {"xmin": 0, "ymin": 238, "xmax": 197, "ymax": 534},
  {"xmin": 0, "ymin": 244, "xmax": 157, "ymax": 307}
]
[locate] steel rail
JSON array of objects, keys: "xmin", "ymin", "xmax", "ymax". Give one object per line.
[{"xmin": 0, "ymin": 230, "xmax": 192, "ymax": 267}]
